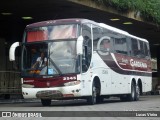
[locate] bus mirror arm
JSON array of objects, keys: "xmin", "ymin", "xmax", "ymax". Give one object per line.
[
  {"xmin": 9, "ymin": 42, "xmax": 21, "ymax": 61},
  {"xmin": 77, "ymin": 36, "xmax": 84, "ymax": 55}
]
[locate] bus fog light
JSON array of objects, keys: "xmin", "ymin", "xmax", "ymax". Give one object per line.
[
  {"xmin": 76, "ymin": 89, "xmax": 80, "ymax": 92},
  {"xmin": 72, "ymin": 90, "xmax": 75, "ymax": 93}
]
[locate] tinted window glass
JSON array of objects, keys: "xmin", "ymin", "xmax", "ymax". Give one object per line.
[
  {"xmin": 144, "ymin": 42, "xmax": 150, "ymax": 58},
  {"xmin": 131, "ymin": 38, "xmax": 139, "ymax": 56},
  {"xmin": 82, "ymin": 24, "xmax": 92, "ymax": 72},
  {"xmin": 114, "ymin": 37, "xmax": 127, "ymax": 54},
  {"xmin": 93, "ymin": 25, "xmax": 103, "ymax": 50},
  {"xmin": 93, "ymin": 25, "xmax": 114, "ymax": 53}
]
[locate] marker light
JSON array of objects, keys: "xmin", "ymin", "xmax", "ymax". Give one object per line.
[
  {"xmin": 123, "ymin": 22, "xmax": 133, "ymax": 25},
  {"xmin": 110, "ymin": 18, "xmax": 120, "ymax": 21},
  {"xmin": 1, "ymin": 13, "xmax": 12, "ymax": 15},
  {"xmin": 22, "ymin": 17, "xmax": 33, "ymax": 20}
]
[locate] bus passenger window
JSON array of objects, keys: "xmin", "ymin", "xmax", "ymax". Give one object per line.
[
  {"xmin": 103, "ymin": 39, "xmax": 110, "ymax": 50},
  {"xmin": 99, "ymin": 38, "xmax": 110, "ymax": 52},
  {"xmin": 93, "ymin": 25, "xmax": 103, "ymax": 51},
  {"xmin": 131, "ymin": 38, "xmax": 139, "ymax": 56},
  {"xmin": 144, "ymin": 42, "xmax": 150, "ymax": 59},
  {"xmin": 114, "ymin": 38, "xmax": 127, "ymax": 54},
  {"xmin": 138, "ymin": 41, "xmax": 145, "ymax": 58}
]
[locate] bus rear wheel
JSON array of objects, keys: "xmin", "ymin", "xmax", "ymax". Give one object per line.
[
  {"xmin": 135, "ymin": 84, "xmax": 140, "ymax": 101},
  {"xmin": 127, "ymin": 81, "xmax": 136, "ymax": 101},
  {"xmin": 41, "ymin": 99, "xmax": 51, "ymax": 106}
]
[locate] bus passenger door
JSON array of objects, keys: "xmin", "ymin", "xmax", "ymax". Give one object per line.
[{"xmin": 80, "ymin": 23, "xmax": 93, "ymax": 96}]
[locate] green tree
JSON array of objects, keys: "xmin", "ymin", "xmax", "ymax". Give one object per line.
[{"xmin": 93, "ymin": 0, "xmax": 160, "ymax": 24}]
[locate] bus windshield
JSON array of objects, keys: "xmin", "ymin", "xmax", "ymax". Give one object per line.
[
  {"xmin": 22, "ymin": 40, "xmax": 78, "ymax": 77},
  {"xmin": 21, "ymin": 24, "xmax": 80, "ymax": 77}
]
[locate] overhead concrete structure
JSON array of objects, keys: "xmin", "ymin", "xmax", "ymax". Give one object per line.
[
  {"xmin": 69, "ymin": 0, "xmax": 145, "ymax": 22},
  {"xmin": 0, "ymin": 0, "xmax": 160, "ymax": 57}
]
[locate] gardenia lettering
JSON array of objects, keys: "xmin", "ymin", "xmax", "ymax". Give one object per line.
[{"xmin": 130, "ymin": 59, "xmax": 147, "ymax": 68}]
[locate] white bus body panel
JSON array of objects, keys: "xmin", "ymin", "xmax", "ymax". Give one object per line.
[{"xmin": 22, "ymin": 83, "xmax": 82, "ymax": 99}]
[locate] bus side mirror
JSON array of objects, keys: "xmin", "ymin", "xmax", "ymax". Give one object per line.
[
  {"xmin": 9, "ymin": 42, "xmax": 21, "ymax": 61},
  {"xmin": 77, "ymin": 36, "xmax": 84, "ymax": 55}
]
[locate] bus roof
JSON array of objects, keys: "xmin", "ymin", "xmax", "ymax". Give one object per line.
[
  {"xmin": 98, "ymin": 23, "xmax": 148, "ymax": 43},
  {"xmin": 26, "ymin": 18, "xmax": 92, "ymax": 28},
  {"xmin": 26, "ymin": 18, "xmax": 148, "ymax": 43},
  {"xmin": 128, "ymin": 34, "xmax": 148, "ymax": 43},
  {"xmin": 99, "ymin": 23, "xmax": 129, "ymax": 35}
]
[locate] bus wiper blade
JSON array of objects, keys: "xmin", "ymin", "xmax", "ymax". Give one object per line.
[{"xmin": 49, "ymin": 57, "xmax": 62, "ymax": 75}]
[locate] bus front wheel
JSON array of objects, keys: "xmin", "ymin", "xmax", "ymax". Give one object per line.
[
  {"xmin": 41, "ymin": 99, "xmax": 51, "ymax": 106},
  {"xmin": 87, "ymin": 82, "xmax": 97, "ymax": 105}
]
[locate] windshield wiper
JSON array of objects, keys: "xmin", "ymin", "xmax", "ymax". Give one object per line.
[{"xmin": 48, "ymin": 57, "xmax": 62, "ymax": 75}]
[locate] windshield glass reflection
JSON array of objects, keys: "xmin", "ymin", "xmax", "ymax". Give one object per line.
[{"xmin": 22, "ymin": 40, "xmax": 78, "ymax": 77}]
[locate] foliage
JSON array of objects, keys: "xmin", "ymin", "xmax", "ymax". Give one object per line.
[{"xmin": 92, "ymin": 0, "xmax": 160, "ymax": 24}]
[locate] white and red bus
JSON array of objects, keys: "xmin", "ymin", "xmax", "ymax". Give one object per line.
[{"xmin": 9, "ymin": 19, "xmax": 152, "ymax": 106}]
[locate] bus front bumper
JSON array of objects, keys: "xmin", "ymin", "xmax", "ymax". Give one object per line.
[
  {"xmin": 22, "ymin": 85, "xmax": 81, "ymax": 99},
  {"xmin": 36, "ymin": 90, "xmax": 63, "ymax": 99}
]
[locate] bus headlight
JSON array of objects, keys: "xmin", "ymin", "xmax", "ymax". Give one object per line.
[
  {"xmin": 64, "ymin": 80, "xmax": 80, "ymax": 86},
  {"xmin": 22, "ymin": 84, "xmax": 34, "ymax": 88}
]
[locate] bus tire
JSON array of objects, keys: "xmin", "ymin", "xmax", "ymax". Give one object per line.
[
  {"xmin": 127, "ymin": 82, "xmax": 136, "ymax": 101},
  {"xmin": 135, "ymin": 84, "xmax": 140, "ymax": 101},
  {"xmin": 87, "ymin": 82, "xmax": 97, "ymax": 105},
  {"xmin": 41, "ymin": 99, "xmax": 51, "ymax": 106}
]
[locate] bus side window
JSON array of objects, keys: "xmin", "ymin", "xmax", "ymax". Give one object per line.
[
  {"xmin": 144, "ymin": 42, "xmax": 150, "ymax": 59},
  {"xmin": 114, "ymin": 35, "xmax": 128, "ymax": 55},
  {"xmin": 82, "ymin": 24, "xmax": 92, "ymax": 72},
  {"xmin": 131, "ymin": 38, "xmax": 139, "ymax": 57},
  {"xmin": 93, "ymin": 25, "xmax": 103, "ymax": 51},
  {"xmin": 103, "ymin": 39, "xmax": 110, "ymax": 51},
  {"xmin": 139, "ymin": 41, "xmax": 145, "ymax": 58}
]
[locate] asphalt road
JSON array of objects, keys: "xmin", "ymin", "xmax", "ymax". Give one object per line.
[{"xmin": 0, "ymin": 95, "xmax": 160, "ymax": 120}]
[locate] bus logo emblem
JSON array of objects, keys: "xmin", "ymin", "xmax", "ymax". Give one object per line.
[{"xmin": 46, "ymin": 82, "xmax": 50, "ymax": 87}]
